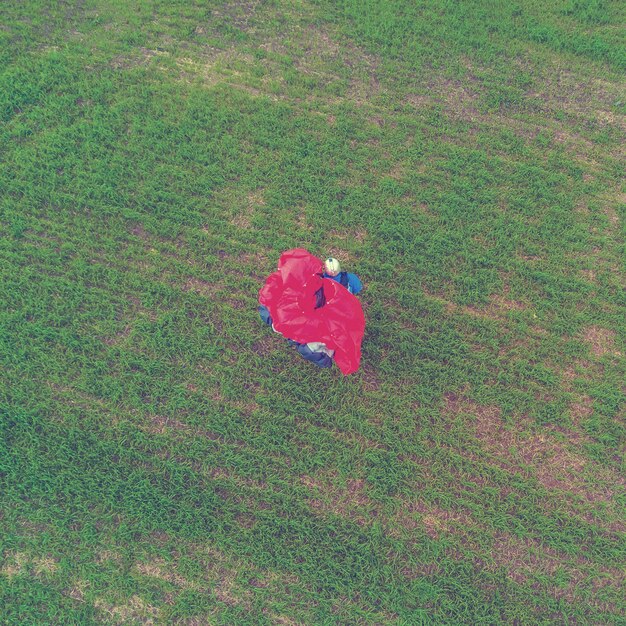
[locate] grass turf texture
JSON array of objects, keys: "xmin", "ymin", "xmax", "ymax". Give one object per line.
[{"xmin": 1, "ymin": 0, "xmax": 625, "ymax": 623}]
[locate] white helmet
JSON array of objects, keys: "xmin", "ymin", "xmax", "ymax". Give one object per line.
[{"xmin": 324, "ymin": 257, "xmax": 341, "ymax": 276}]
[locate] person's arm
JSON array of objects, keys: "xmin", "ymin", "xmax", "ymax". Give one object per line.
[{"xmin": 347, "ymin": 273, "xmax": 363, "ymax": 295}]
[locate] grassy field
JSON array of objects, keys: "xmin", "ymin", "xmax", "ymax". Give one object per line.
[{"xmin": 1, "ymin": 0, "xmax": 625, "ymax": 623}]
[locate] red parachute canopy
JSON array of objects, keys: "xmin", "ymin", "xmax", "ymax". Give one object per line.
[{"xmin": 259, "ymin": 248, "xmax": 365, "ymax": 375}]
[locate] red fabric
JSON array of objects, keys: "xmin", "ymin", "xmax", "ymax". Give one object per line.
[{"xmin": 259, "ymin": 249, "xmax": 365, "ymax": 375}]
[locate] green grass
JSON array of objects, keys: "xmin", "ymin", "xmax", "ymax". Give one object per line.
[{"xmin": 1, "ymin": 0, "xmax": 625, "ymax": 623}]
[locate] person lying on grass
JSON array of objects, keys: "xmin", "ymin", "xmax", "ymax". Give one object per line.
[{"xmin": 258, "ymin": 249, "xmax": 365, "ymax": 374}]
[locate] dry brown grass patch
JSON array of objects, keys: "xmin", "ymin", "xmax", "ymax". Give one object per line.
[
  {"xmin": 182, "ymin": 277, "xmax": 218, "ymax": 296},
  {"xmin": 102, "ymin": 325, "xmax": 132, "ymax": 346},
  {"xmin": 440, "ymin": 80, "xmax": 482, "ymax": 121},
  {"xmin": 561, "ymin": 359, "xmax": 594, "ymax": 383},
  {"xmin": 230, "ymin": 213, "xmax": 252, "ymax": 228},
  {"xmin": 95, "ymin": 550, "xmax": 123, "ymax": 564},
  {"xmin": 265, "ymin": 614, "xmax": 302, "ymax": 626},
  {"xmin": 444, "ymin": 394, "xmax": 624, "ymax": 504},
  {"xmin": 247, "ymin": 189, "xmax": 266, "ymax": 206},
  {"xmin": 569, "ymin": 396, "xmax": 594, "ymax": 423},
  {"xmin": 142, "ymin": 414, "xmax": 248, "ymax": 448},
  {"xmin": 595, "ymin": 109, "xmax": 626, "ymax": 131},
  {"xmin": 421, "ymin": 288, "xmax": 458, "ymax": 315},
  {"xmin": 135, "ymin": 558, "xmax": 190, "ymax": 588},
  {"xmin": 524, "ymin": 62, "xmax": 625, "ymax": 125},
  {"xmin": 230, "ymin": 190, "xmax": 265, "ymax": 229},
  {"xmin": 491, "ymin": 534, "xmax": 568, "ymax": 585},
  {"xmin": 188, "ymin": 545, "xmax": 309, "ymax": 618},
  {"xmin": 490, "ymin": 533, "xmax": 625, "ymax": 607},
  {"xmin": 423, "ymin": 286, "xmax": 528, "ymax": 321},
  {"xmin": 130, "ymin": 223, "xmax": 150, "ymax": 240},
  {"xmin": 301, "ymin": 472, "xmax": 380, "ymax": 525},
  {"xmin": 211, "ymin": 0, "xmax": 263, "ymax": 32},
  {"xmin": 0, "ymin": 551, "xmax": 28, "ymax": 578},
  {"xmin": 345, "ymin": 64, "xmax": 382, "ymax": 106},
  {"xmin": 406, "ymin": 76, "xmax": 481, "ymax": 123},
  {"xmin": 31, "ymin": 556, "xmax": 58, "ymax": 576},
  {"xmin": 65, "ymin": 578, "xmax": 89, "ymax": 602},
  {"xmin": 444, "ymin": 394, "xmax": 506, "ymax": 443},
  {"xmin": 385, "ymin": 162, "xmax": 406, "ymax": 181},
  {"xmin": 214, "ymin": 575, "xmax": 251, "ymax": 608},
  {"xmin": 401, "ymin": 564, "xmax": 442, "ymax": 582},
  {"xmin": 331, "ymin": 428, "xmax": 385, "ymax": 452},
  {"xmin": 603, "ymin": 192, "xmax": 623, "ymax": 229},
  {"xmin": 110, "ymin": 47, "xmax": 170, "ymax": 70},
  {"xmin": 326, "ymin": 227, "xmax": 368, "ymax": 249},
  {"xmin": 488, "ymin": 293, "xmax": 527, "ymax": 311},
  {"xmin": 142, "ymin": 414, "xmax": 191, "ymax": 435},
  {"xmin": 94, "ymin": 594, "xmax": 159, "ymax": 624},
  {"xmin": 406, "ymin": 94, "xmax": 431, "ymax": 109},
  {"xmin": 173, "ymin": 50, "xmax": 255, "ymax": 88},
  {"xmin": 580, "ymin": 268, "xmax": 597, "ymax": 282},
  {"xmin": 208, "ymin": 467, "xmax": 267, "ymax": 491},
  {"xmin": 224, "ymin": 296, "xmax": 248, "ymax": 310},
  {"xmin": 552, "ymin": 129, "xmax": 595, "ymax": 151},
  {"xmin": 0, "ymin": 552, "xmax": 58, "ymax": 579},
  {"xmin": 583, "ymin": 326, "xmax": 620, "ymax": 357},
  {"xmin": 462, "ymin": 286, "xmax": 528, "ymax": 319},
  {"xmin": 396, "ymin": 500, "xmax": 474, "ymax": 540},
  {"xmin": 498, "ymin": 338, "xmax": 531, "ymax": 358}
]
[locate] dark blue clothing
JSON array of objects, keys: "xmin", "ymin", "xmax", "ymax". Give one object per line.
[
  {"xmin": 296, "ymin": 343, "xmax": 333, "ymax": 368},
  {"xmin": 323, "ymin": 271, "xmax": 363, "ymax": 295},
  {"xmin": 258, "ymin": 305, "xmax": 273, "ymax": 326}
]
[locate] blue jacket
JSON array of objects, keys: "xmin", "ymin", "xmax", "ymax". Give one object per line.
[{"xmin": 323, "ymin": 271, "xmax": 363, "ymax": 295}]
